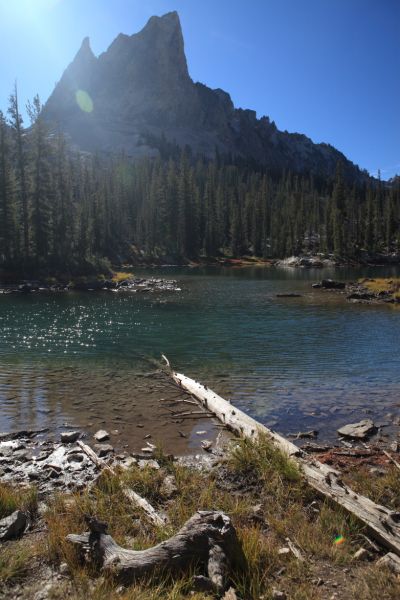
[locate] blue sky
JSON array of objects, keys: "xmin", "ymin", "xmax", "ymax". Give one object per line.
[{"xmin": 0, "ymin": 0, "xmax": 398, "ymax": 179}]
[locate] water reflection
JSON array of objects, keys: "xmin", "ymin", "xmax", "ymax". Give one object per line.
[{"xmin": 0, "ymin": 265, "xmax": 399, "ymax": 445}]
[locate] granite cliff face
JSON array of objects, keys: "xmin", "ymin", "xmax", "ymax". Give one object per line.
[{"xmin": 43, "ymin": 11, "xmax": 366, "ymax": 180}]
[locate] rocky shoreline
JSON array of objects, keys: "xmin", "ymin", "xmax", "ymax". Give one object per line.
[
  {"xmin": 312, "ymin": 277, "xmax": 400, "ymax": 304},
  {"xmin": 0, "ymin": 276, "xmax": 181, "ymax": 295},
  {"xmin": 0, "ymin": 427, "xmax": 221, "ymax": 498},
  {"xmin": 1, "ymin": 413, "xmax": 398, "ymax": 499},
  {"xmin": 3, "ymin": 409, "xmax": 400, "ymax": 599},
  {"xmin": 276, "ymin": 252, "xmax": 400, "ymax": 268}
]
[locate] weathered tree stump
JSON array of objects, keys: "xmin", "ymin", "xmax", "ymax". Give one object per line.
[{"xmin": 67, "ymin": 510, "xmax": 246, "ymax": 592}]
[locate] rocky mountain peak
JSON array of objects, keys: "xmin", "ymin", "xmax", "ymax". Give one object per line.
[{"xmin": 42, "ymin": 12, "xmax": 367, "ymax": 182}]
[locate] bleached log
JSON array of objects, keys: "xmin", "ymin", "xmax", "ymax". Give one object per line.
[
  {"xmin": 77, "ymin": 441, "xmax": 167, "ymax": 526},
  {"xmin": 123, "ymin": 488, "xmax": 166, "ymax": 527},
  {"xmin": 67, "ymin": 510, "xmax": 246, "ymax": 591},
  {"xmin": 77, "ymin": 441, "xmax": 112, "ymax": 472},
  {"xmin": 168, "ymin": 365, "xmax": 400, "ymax": 557},
  {"xmin": 377, "ymin": 552, "xmax": 400, "ymax": 574}
]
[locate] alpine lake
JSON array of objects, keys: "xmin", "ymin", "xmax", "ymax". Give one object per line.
[{"xmin": 1, "ymin": 265, "xmax": 399, "ymax": 454}]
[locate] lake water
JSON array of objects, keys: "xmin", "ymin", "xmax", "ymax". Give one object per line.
[{"xmin": 1, "ymin": 266, "xmax": 399, "ymax": 452}]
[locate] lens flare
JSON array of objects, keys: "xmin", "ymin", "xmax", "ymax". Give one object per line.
[
  {"xmin": 333, "ymin": 534, "xmax": 345, "ymax": 546},
  {"xmin": 75, "ymin": 90, "xmax": 93, "ymax": 113}
]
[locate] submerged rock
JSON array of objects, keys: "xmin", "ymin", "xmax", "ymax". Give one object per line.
[
  {"xmin": 276, "ymin": 293, "xmax": 302, "ymax": 298},
  {"xmin": 337, "ymin": 419, "xmax": 377, "ymax": 439}
]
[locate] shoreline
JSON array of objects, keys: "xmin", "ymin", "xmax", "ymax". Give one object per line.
[
  {"xmin": 1, "ymin": 252, "xmax": 399, "ymax": 288},
  {"xmin": 2, "ymin": 384, "xmax": 400, "ymax": 598}
]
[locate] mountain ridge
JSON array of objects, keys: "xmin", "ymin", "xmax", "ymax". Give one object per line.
[{"xmin": 42, "ymin": 11, "xmax": 368, "ymax": 181}]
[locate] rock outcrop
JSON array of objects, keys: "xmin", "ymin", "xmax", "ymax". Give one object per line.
[{"xmin": 43, "ymin": 11, "xmax": 367, "ymax": 181}]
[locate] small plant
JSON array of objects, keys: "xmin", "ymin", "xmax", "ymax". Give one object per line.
[
  {"xmin": 227, "ymin": 434, "xmax": 300, "ymax": 484},
  {"xmin": 0, "ymin": 484, "xmax": 37, "ymax": 520},
  {"xmin": 0, "ymin": 545, "xmax": 31, "ymax": 584}
]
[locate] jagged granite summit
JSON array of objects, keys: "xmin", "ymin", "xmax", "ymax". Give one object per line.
[{"xmin": 43, "ymin": 11, "xmax": 366, "ymax": 180}]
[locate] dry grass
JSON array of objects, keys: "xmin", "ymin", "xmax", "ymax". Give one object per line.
[
  {"xmin": 0, "ymin": 483, "xmax": 37, "ymax": 520},
  {"xmin": 2, "ymin": 438, "xmax": 400, "ymax": 598},
  {"xmin": 0, "ymin": 544, "xmax": 32, "ymax": 584},
  {"xmin": 359, "ymin": 277, "xmax": 400, "ymax": 295},
  {"xmin": 112, "ymin": 271, "xmax": 134, "ymax": 283},
  {"xmin": 343, "ymin": 464, "xmax": 400, "ymax": 511}
]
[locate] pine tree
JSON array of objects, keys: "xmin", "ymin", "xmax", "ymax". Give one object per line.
[{"xmin": 8, "ymin": 83, "xmax": 29, "ymax": 261}]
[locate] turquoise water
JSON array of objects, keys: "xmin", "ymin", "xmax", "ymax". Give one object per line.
[{"xmin": 1, "ymin": 266, "xmax": 399, "ymax": 444}]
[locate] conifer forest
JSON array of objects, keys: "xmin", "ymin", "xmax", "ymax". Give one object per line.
[{"xmin": 0, "ymin": 90, "xmax": 399, "ymax": 276}]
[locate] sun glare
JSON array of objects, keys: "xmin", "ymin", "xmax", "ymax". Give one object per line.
[{"xmin": 75, "ymin": 89, "xmax": 94, "ymax": 113}]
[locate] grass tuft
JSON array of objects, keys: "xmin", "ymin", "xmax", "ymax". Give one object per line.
[{"xmin": 0, "ymin": 483, "xmax": 37, "ymax": 519}]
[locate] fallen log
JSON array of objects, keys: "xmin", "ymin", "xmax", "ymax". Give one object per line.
[
  {"xmin": 67, "ymin": 510, "xmax": 246, "ymax": 591},
  {"xmin": 122, "ymin": 488, "xmax": 166, "ymax": 527},
  {"xmin": 163, "ymin": 357, "xmax": 400, "ymax": 557},
  {"xmin": 77, "ymin": 441, "xmax": 166, "ymax": 526}
]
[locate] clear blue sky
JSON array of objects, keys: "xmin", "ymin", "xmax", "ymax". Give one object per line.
[{"xmin": 0, "ymin": 0, "xmax": 398, "ymax": 179}]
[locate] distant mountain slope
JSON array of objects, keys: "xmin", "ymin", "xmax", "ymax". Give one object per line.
[{"xmin": 43, "ymin": 11, "xmax": 368, "ymax": 182}]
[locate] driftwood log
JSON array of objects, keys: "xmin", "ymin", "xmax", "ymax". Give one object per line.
[
  {"xmin": 67, "ymin": 510, "xmax": 246, "ymax": 591},
  {"xmin": 77, "ymin": 440, "xmax": 167, "ymax": 526},
  {"xmin": 162, "ymin": 356, "xmax": 400, "ymax": 557}
]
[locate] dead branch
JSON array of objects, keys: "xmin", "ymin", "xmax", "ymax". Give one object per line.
[{"xmin": 67, "ymin": 510, "xmax": 246, "ymax": 592}]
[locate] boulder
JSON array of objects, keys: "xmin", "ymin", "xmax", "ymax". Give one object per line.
[
  {"xmin": 61, "ymin": 431, "xmax": 80, "ymax": 443},
  {"xmin": 94, "ymin": 444, "xmax": 114, "ymax": 457},
  {"xmin": 337, "ymin": 419, "xmax": 376, "ymax": 439},
  {"xmin": 0, "ymin": 510, "xmax": 27, "ymax": 541},
  {"xmin": 94, "ymin": 430, "xmax": 110, "ymax": 442},
  {"xmin": 321, "ymin": 279, "xmax": 345, "ymax": 289}
]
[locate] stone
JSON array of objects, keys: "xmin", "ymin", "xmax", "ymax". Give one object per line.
[
  {"xmin": 0, "ymin": 510, "xmax": 27, "ymax": 541},
  {"xmin": 390, "ymin": 441, "xmax": 399, "ymax": 453},
  {"xmin": 160, "ymin": 474, "xmax": 178, "ymax": 497},
  {"xmin": 94, "ymin": 444, "xmax": 114, "ymax": 457},
  {"xmin": 320, "ymin": 279, "xmax": 345, "ymax": 289},
  {"xmin": 352, "ymin": 548, "xmax": 369, "ymax": 561},
  {"xmin": 278, "ymin": 547, "xmax": 291, "ymax": 555},
  {"xmin": 94, "ymin": 430, "xmax": 110, "ymax": 442},
  {"xmin": 138, "ymin": 459, "xmax": 160, "ymax": 470},
  {"xmin": 201, "ymin": 440, "xmax": 213, "ymax": 452},
  {"xmin": 121, "ymin": 457, "xmax": 137, "ymax": 469},
  {"xmin": 271, "ymin": 590, "xmax": 287, "ymax": 600},
  {"xmin": 59, "ymin": 562, "xmax": 69, "ymax": 575},
  {"xmin": 337, "ymin": 419, "xmax": 377, "ymax": 439},
  {"xmin": 61, "ymin": 431, "xmax": 80, "ymax": 443},
  {"xmin": 276, "ymin": 293, "xmax": 302, "ymax": 298},
  {"xmin": 296, "ymin": 430, "xmax": 318, "ymax": 439},
  {"xmin": 67, "ymin": 453, "xmax": 84, "ymax": 463}
]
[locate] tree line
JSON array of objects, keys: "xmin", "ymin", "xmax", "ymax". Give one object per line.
[{"xmin": 0, "ymin": 88, "xmax": 399, "ymax": 276}]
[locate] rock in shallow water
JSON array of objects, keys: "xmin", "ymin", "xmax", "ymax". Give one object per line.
[
  {"xmin": 337, "ymin": 419, "xmax": 376, "ymax": 439},
  {"xmin": 94, "ymin": 430, "xmax": 110, "ymax": 442},
  {"xmin": 61, "ymin": 431, "xmax": 80, "ymax": 443},
  {"xmin": 94, "ymin": 444, "xmax": 114, "ymax": 457}
]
